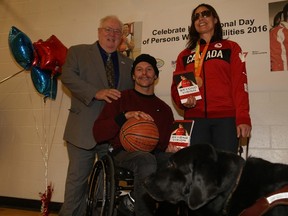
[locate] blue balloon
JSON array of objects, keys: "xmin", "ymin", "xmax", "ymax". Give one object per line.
[
  {"xmin": 8, "ymin": 26, "xmax": 34, "ymax": 70},
  {"xmin": 31, "ymin": 66, "xmax": 57, "ymax": 100}
]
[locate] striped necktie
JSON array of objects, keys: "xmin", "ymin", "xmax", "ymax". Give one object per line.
[{"xmin": 105, "ymin": 54, "xmax": 115, "ymax": 88}]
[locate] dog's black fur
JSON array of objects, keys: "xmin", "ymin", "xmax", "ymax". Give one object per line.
[{"xmin": 144, "ymin": 144, "xmax": 288, "ymax": 216}]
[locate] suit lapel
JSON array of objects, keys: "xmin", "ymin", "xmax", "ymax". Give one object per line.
[
  {"xmin": 88, "ymin": 42, "xmax": 109, "ymax": 87},
  {"xmin": 117, "ymin": 54, "xmax": 130, "ymax": 88}
]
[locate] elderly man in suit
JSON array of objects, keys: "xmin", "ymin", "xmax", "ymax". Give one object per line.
[{"xmin": 59, "ymin": 15, "xmax": 134, "ymax": 216}]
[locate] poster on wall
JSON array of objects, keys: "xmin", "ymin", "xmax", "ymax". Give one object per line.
[
  {"xmin": 269, "ymin": 1, "xmax": 288, "ymax": 72},
  {"xmin": 98, "ymin": 0, "xmax": 288, "ymax": 95},
  {"xmin": 117, "ymin": 21, "xmax": 143, "ymax": 60}
]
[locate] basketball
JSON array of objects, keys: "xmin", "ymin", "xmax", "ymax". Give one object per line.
[{"xmin": 119, "ymin": 118, "xmax": 159, "ymax": 152}]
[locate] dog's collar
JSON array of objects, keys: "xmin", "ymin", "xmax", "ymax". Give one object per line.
[
  {"xmin": 222, "ymin": 162, "xmax": 244, "ymax": 215},
  {"xmin": 239, "ymin": 184, "xmax": 288, "ymax": 216}
]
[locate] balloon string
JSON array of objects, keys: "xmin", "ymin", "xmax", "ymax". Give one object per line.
[
  {"xmin": 25, "ymin": 75, "xmax": 47, "ymax": 185},
  {"xmin": 45, "ymin": 77, "xmax": 64, "ymax": 159},
  {"xmin": 23, "ymin": 74, "xmax": 46, "ymax": 189},
  {"xmin": 26, "ymin": 72, "xmax": 64, "ymax": 191},
  {"xmin": 25, "ymin": 75, "xmax": 45, "ymax": 180},
  {"xmin": 42, "ymin": 77, "xmax": 64, "ymax": 190},
  {"xmin": 42, "ymin": 99, "xmax": 49, "ymax": 190},
  {"xmin": 0, "ymin": 69, "xmax": 25, "ymax": 84}
]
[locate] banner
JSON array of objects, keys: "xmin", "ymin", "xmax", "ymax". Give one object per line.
[{"xmin": 96, "ymin": 0, "xmax": 288, "ymax": 94}]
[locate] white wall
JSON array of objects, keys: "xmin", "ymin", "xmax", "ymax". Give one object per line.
[{"xmin": 0, "ymin": 0, "xmax": 288, "ymax": 203}]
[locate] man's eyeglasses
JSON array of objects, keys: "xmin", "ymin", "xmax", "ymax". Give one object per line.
[
  {"xmin": 100, "ymin": 27, "xmax": 122, "ymax": 35},
  {"xmin": 192, "ymin": 10, "xmax": 212, "ymax": 21}
]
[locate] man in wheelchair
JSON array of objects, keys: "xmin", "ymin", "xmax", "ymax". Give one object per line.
[{"xmin": 93, "ymin": 54, "xmax": 180, "ymax": 216}]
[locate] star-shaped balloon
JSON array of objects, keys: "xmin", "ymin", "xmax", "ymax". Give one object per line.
[
  {"xmin": 8, "ymin": 26, "xmax": 34, "ymax": 70},
  {"xmin": 33, "ymin": 35, "xmax": 68, "ymax": 77},
  {"xmin": 31, "ymin": 66, "xmax": 57, "ymax": 100}
]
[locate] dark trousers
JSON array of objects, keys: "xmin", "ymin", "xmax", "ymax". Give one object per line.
[
  {"xmin": 59, "ymin": 143, "xmax": 109, "ymax": 216},
  {"xmin": 190, "ymin": 117, "xmax": 239, "ymax": 153},
  {"xmin": 113, "ymin": 150, "xmax": 176, "ymax": 216}
]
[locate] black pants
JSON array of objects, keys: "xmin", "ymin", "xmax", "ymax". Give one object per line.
[
  {"xmin": 113, "ymin": 150, "xmax": 177, "ymax": 216},
  {"xmin": 190, "ymin": 117, "xmax": 239, "ymax": 153}
]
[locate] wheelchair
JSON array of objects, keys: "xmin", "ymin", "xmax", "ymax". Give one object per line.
[{"xmin": 86, "ymin": 152, "xmax": 134, "ymax": 216}]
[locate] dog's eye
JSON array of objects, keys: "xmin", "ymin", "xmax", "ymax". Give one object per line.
[
  {"xmin": 167, "ymin": 161, "xmax": 173, "ymax": 168},
  {"xmin": 167, "ymin": 161, "xmax": 175, "ymax": 168}
]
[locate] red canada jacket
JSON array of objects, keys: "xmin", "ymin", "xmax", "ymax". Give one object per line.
[{"xmin": 171, "ymin": 39, "xmax": 251, "ymax": 127}]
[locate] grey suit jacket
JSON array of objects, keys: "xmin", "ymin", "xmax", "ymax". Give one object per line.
[{"xmin": 61, "ymin": 41, "xmax": 134, "ymax": 149}]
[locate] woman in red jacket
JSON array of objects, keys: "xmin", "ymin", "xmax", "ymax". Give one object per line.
[{"xmin": 171, "ymin": 3, "xmax": 252, "ymax": 153}]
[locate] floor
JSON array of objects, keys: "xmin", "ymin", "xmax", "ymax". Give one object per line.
[{"xmin": 0, "ymin": 207, "xmax": 58, "ymax": 216}]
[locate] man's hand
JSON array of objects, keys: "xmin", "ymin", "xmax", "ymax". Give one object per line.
[
  {"xmin": 95, "ymin": 89, "xmax": 121, "ymax": 103},
  {"xmin": 125, "ymin": 111, "xmax": 154, "ymax": 121}
]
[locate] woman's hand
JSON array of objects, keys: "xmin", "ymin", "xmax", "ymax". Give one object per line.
[
  {"xmin": 183, "ymin": 95, "xmax": 197, "ymax": 108},
  {"xmin": 237, "ymin": 124, "xmax": 252, "ymax": 138},
  {"xmin": 165, "ymin": 143, "xmax": 181, "ymax": 153}
]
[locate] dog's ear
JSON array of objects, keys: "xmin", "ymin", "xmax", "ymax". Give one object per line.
[
  {"xmin": 186, "ymin": 175, "xmax": 220, "ymax": 209},
  {"xmin": 144, "ymin": 167, "xmax": 187, "ymax": 203},
  {"xmin": 216, "ymin": 150, "xmax": 245, "ymax": 194},
  {"xmin": 185, "ymin": 152, "xmax": 221, "ymax": 209},
  {"xmin": 184, "ymin": 145, "xmax": 245, "ymax": 210}
]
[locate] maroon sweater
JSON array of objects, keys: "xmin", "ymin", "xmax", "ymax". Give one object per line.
[{"xmin": 93, "ymin": 89, "xmax": 174, "ymax": 152}]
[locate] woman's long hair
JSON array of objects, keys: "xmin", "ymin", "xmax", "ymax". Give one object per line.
[
  {"xmin": 283, "ymin": 3, "xmax": 288, "ymax": 21},
  {"xmin": 186, "ymin": 3, "xmax": 223, "ymax": 50}
]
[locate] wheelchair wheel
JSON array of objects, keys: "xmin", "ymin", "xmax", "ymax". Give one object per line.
[
  {"xmin": 103, "ymin": 154, "xmax": 116, "ymax": 215},
  {"xmin": 86, "ymin": 154, "xmax": 116, "ymax": 216}
]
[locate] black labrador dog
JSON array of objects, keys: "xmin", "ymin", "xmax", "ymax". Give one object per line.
[{"xmin": 144, "ymin": 143, "xmax": 288, "ymax": 216}]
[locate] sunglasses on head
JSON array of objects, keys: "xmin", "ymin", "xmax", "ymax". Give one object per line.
[{"xmin": 192, "ymin": 10, "xmax": 212, "ymax": 21}]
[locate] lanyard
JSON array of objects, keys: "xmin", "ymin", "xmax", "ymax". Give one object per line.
[{"xmin": 194, "ymin": 40, "xmax": 209, "ymax": 77}]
